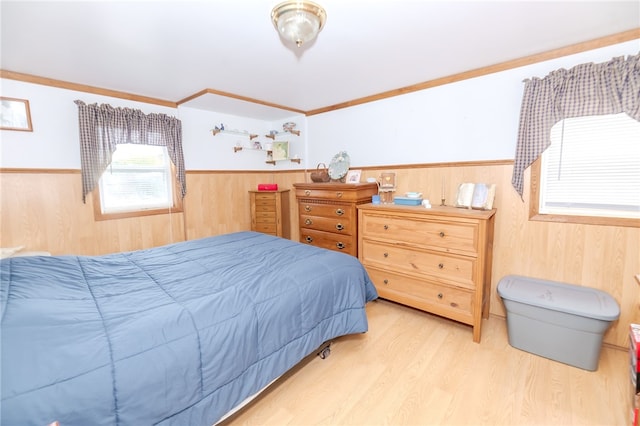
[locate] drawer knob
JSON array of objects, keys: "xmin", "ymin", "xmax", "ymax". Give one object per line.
[
  {"xmin": 437, "ymin": 293, "xmax": 443, "ymax": 299},
  {"xmin": 335, "ymin": 208, "xmax": 344, "ymax": 216},
  {"xmin": 439, "ymin": 231, "xmax": 445, "ymax": 238},
  {"xmin": 383, "ymin": 225, "xmax": 389, "ymax": 230},
  {"xmin": 336, "ymin": 192, "xmax": 343, "ymax": 198},
  {"xmin": 383, "ymin": 252, "xmax": 389, "ymax": 258},
  {"xmin": 438, "ymin": 263, "xmax": 444, "ymax": 269},
  {"xmin": 305, "ymin": 236, "xmax": 313, "ymax": 243},
  {"xmin": 305, "ymin": 190, "xmax": 311, "ymax": 196},
  {"xmin": 304, "ymin": 205, "xmax": 312, "ymax": 212},
  {"xmin": 383, "ymin": 279, "xmax": 389, "ymax": 285},
  {"xmin": 336, "ymin": 242, "xmax": 345, "ymax": 249},
  {"xmin": 335, "ymin": 223, "xmax": 344, "ymax": 231},
  {"xmin": 305, "ymin": 218, "xmax": 313, "ymax": 225}
]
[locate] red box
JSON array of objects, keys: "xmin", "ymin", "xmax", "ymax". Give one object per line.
[
  {"xmin": 631, "ymin": 324, "xmax": 640, "ymax": 414},
  {"xmin": 632, "ymin": 385, "xmax": 639, "ymax": 426},
  {"xmin": 257, "ymin": 183, "xmax": 278, "ymax": 191},
  {"xmin": 631, "ymin": 325, "xmax": 640, "ymax": 392},
  {"xmin": 631, "ymin": 324, "xmax": 640, "ymax": 360}
]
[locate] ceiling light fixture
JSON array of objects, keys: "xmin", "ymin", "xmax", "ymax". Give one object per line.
[{"xmin": 271, "ymin": 1, "xmax": 327, "ymax": 48}]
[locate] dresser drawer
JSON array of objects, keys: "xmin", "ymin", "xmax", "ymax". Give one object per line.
[
  {"xmin": 297, "ymin": 202, "xmax": 354, "ymax": 220},
  {"xmin": 296, "ymin": 187, "xmax": 373, "ymax": 202},
  {"xmin": 299, "ymin": 228, "xmax": 356, "ymax": 255},
  {"xmin": 361, "ymin": 240, "xmax": 476, "ymax": 289},
  {"xmin": 360, "ymin": 213, "xmax": 478, "ymax": 255},
  {"xmin": 367, "ymin": 267, "xmax": 474, "ymax": 325},
  {"xmin": 299, "ymin": 214, "xmax": 353, "ymax": 235}
]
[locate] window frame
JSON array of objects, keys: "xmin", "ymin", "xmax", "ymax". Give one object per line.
[
  {"xmin": 92, "ymin": 153, "xmax": 183, "ymax": 221},
  {"xmin": 529, "ymin": 158, "xmax": 639, "ymax": 228}
]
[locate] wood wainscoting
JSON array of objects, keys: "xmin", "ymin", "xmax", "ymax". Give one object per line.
[{"xmin": 1, "ymin": 163, "xmax": 638, "ymax": 348}]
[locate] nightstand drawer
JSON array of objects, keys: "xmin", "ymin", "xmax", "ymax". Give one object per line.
[
  {"xmin": 366, "ymin": 267, "xmax": 474, "ymax": 325},
  {"xmin": 254, "ymin": 193, "xmax": 276, "ymax": 201},
  {"xmin": 255, "ymin": 210, "xmax": 276, "ymax": 221},
  {"xmin": 253, "ymin": 223, "xmax": 277, "ymax": 234},
  {"xmin": 255, "ymin": 200, "xmax": 276, "ymax": 210},
  {"xmin": 361, "ymin": 240, "xmax": 475, "ymax": 289}
]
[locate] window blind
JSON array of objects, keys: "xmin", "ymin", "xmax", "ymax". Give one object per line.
[
  {"xmin": 99, "ymin": 144, "xmax": 173, "ymax": 214},
  {"xmin": 540, "ymin": 113, "xmax": 640, "ymax": 219}
]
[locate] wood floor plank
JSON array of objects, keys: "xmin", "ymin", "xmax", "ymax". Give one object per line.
[{"xmin": 221, "ymin": 299, "xmax": 628, "ymax": 426}]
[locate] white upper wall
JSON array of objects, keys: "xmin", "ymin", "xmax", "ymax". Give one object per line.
[
  {"xmin": 179, "ymin": 106, "xmax": 306, "ymax": 171},
  {"xmin": 0, "ymin": 82, "xmax": 177, "ymax": 169},
  {"xmin": 307, "ymin": 39, "xmax": 639, "ymax": 167},
  {"xmin": 1, "ymin": 39, "xmax": 637, "ymax": 170}
]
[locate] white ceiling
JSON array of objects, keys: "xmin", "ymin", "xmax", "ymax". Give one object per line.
[{"xmin": 1, "ymin": 1, "xmax": 638, "ymax": 120}]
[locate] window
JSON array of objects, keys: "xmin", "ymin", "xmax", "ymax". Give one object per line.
[
  {"xmin": 94, "ymin": 144, "xmax": 182, "ymax": 220},
  {"xmin": 531, "ymin": 113, "xmax": 640, "ymax": 227}
]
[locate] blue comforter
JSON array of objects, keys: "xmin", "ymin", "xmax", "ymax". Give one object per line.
[{"xmin": 1, "ymin": 232, "xmax": 377, "ymax": 425}]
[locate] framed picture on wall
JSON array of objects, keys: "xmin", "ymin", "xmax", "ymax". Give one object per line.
[
  {"xmin": 0, "ymin": 97, "xmax": 33, "ymax": 131},
  {"xmin": 272, "ymin": 141, "xmax": 289, "ymax": 161}
]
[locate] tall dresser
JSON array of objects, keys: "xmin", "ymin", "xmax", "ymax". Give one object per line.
[
  {"xmin": 357, "ymin": 204, "xmax": 496, "ymax": 342},
  {"xmin": 294, "ymin": 182, "xmax": 378, "ymax": 256},
  {"xmin": 249, "ymin": 189, "xmax": 291, "ymax": 239}
]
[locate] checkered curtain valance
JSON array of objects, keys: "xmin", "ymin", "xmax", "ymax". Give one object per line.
[
  {"xmin": 511, "ymin": 53, "xmax": 640, "ymax": 198},
  {"xmin": 75, "ymin": 101, "xmax": 186, "ymax": 202}
]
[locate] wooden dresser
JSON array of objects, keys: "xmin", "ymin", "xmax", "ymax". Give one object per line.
[
  {"xmin": 357, "ymin": 204, "xmax": 496, "ymax": 342},
  {"xmin": 294, "ymin": 182, "xmax": 378, "ymax": 256},
  {"xmin": 249, "ymin": 189, "xmax": 291, "ymax": 239}
]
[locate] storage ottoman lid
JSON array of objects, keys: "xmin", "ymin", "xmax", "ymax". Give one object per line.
[{"xmin": 497, "ymin": 275, "xmax": 620, "ymax": 321}]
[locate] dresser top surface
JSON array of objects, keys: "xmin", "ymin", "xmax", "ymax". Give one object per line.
[
  {"xmin": 357, "ymin": 203, "xmax": 496, "ymax": 219},
  {"xmin": 294, "ymin": 182, "xmax": 378, "ymax": 191}
]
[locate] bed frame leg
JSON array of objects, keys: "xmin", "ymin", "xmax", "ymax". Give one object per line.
[{"xmin": 317, "ymin": 341, "xmax": 331, "ymax": 359}]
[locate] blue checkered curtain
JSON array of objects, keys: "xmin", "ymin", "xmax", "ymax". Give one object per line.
[
  {"xmin": 75, "ymin": 101, "xmax": 186, "ymax": 202},
  {"xmin": 511, "ymin": 53, "xmax": 640, "ymax": 198}
]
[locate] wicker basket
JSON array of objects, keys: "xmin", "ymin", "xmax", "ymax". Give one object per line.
[{"xmin": 310, "ymin": 163, "xmax": 330, "ymax": 183}]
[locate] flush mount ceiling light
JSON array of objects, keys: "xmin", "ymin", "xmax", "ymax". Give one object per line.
[{"xmin": 271, "ymin": 1, "xmax": 327, "ymax": 48}]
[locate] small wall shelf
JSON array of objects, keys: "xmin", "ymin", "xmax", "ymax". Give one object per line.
[
  {"xmin": 266, "ymin": 157, "xmax": 301, "ymax": 165},
  {"xmin": 266, "ymin": 129, "xmax": 301, "ymax": 139},
  {"xmin": 232, "ymin": 146, "xmax": 302, "ymax": 165},
  {"xmin": 212, "ymin": 129, "xmax": 259, "ymax": 140}
]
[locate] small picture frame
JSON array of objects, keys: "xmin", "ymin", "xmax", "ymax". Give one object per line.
[
  {"xmin": 1, "ymin": 97, "xmax": 33, "ymax": 131},
  {"xmin": 346, "ymin": 169, "xmax": 362, "ymax": 183},
  {"xmin": 272, "ymin": 141, "xmax": 289, "ymax": 161}
]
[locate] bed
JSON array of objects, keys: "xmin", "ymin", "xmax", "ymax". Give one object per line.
[{"xmin": 1, "ymin": 231, "xmax": 378, "ymax": 425}]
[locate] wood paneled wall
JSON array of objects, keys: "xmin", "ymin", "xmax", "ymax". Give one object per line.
[
  {"xmin": 1, "ymin": 164, "xmax": 638, "ymax": 348},
  {"xmin": 0, "ymin": 171, "xmax": 186, "ymax": 255}
]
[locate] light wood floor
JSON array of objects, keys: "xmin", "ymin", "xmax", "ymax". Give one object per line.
[{"xmin": 221, "ymin": 299, "xmax": 629, "ymax": 426}]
